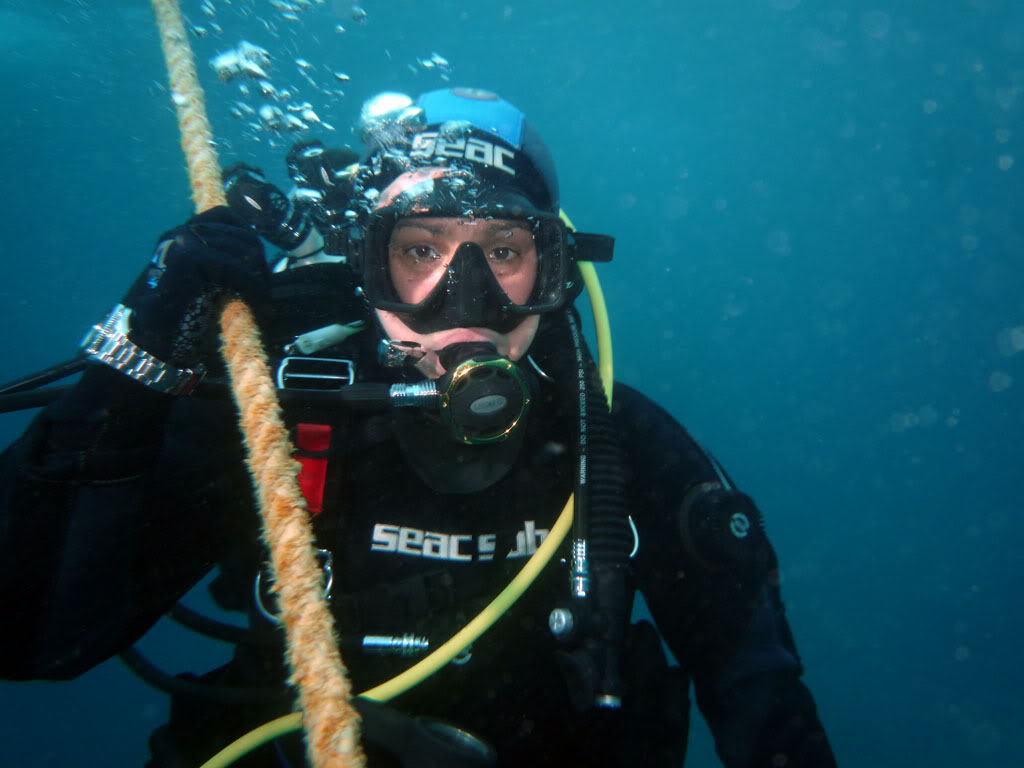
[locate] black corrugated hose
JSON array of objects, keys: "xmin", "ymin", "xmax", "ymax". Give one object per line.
[{"xmin": 539, "ymin": 308, "xmax": 635, "ymax": 707}]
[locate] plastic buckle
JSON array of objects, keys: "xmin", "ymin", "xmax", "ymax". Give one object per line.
[{"xmin": 276, "ymin": 356, "xmax": 355, "ymax": 391}]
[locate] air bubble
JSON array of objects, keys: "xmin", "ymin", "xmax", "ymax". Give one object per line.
[
  {"xmin": 861, "ymin": 11, "xmax": 891, "ymax": 39},
  {"xmin": 989, "ymin": 371, "xmax": 1012, "ymax": 392},
  {"xmin": 996, "ymin": 326, "xmax": 1024, "ymax": 356}
]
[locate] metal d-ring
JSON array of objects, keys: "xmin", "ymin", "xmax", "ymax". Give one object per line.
[{"xmin": 254, "ymin": 548, "xmax": 334, "ymax": 625}]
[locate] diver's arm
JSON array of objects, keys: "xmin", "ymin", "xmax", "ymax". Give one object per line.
[
  {"xmin": 0, "ymin": 365, "xmax": 246, "ymax": 681},
  {"xmin": 613, "ymin": 384, "xmax": 836, "ymax": 767},
  {"xmin": 0, "ymin": 209, "xmax": 268, "ymax": 680},
  {"xmin": 678, "ymin": 497, "xmax": 836, "ymax": 766},
  {"xmin": 690, "ymin": 583, "xmax": 837, "ymax": 768},
  {"xmin": 672, "ymin": 517, "xmax": 836, "ymax": 767}
]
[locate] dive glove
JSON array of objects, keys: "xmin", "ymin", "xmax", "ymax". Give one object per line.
[{"xmin": 121, "ymin": 206, "xmax": 270, "ymax": 369}]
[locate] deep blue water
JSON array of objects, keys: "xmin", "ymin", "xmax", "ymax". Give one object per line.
[{"xmin": 2, "ymin": 0, "xmax": 1022, "ymax": 765}]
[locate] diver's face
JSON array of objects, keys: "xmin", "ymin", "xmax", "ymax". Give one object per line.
[{"xmin": 376, "ymin": 216, "xmax": 541, "ymax": 379}]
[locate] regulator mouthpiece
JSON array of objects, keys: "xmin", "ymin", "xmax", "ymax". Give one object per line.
[{"xmin": 437, "ymin": 343, "xmax": 531, "ymax": 445}]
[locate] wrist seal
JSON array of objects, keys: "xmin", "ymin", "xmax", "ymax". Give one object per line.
[{"xmin": 80, "ymin": 304, "xmax": 204, "ymax": 396}]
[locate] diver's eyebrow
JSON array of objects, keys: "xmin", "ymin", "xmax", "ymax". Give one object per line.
[
  {"xmin": 484, "ymin": 222, "xmax": 530, "ymax": 235},
  {"xmin": 393, "ymin": 221, "xmax": 446, "ymax": 236}
]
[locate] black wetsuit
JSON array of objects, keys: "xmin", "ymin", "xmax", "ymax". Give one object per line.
[{"xmin": 0, "ymin": 263, "xmax": 836, "ymax": 767}]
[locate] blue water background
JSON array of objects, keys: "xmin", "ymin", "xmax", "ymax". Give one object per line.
[{"xmin": 2, "ymin": 0, "xmax": 1022, "ymax": 764}]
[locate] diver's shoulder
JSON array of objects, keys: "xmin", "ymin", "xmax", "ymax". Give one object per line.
[
  {"xmin": 611, "ymin": 382, "xmax": 702, "ymax": 453},
  {"xmin": 611, "ymin": 383, "xmax": 719, "ymax": 491},
  {"xmin": 611, "ymin": 382, "xmax": 680, "ymax": 428}
]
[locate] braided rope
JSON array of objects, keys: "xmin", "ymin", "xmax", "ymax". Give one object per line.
[
  {"xmin": 219, "ymin": 300, "xmax": 363, "ymax": 767},
  {"xmin": 151, "ymin": 0, "xmax": 224, "ymax": 211},
  {"xmin": 150, "ymin": 2, "xmax": 363, "ymax": 765}
]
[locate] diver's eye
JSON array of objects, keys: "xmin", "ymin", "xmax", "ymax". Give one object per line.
[
  {"xmin": 404, "ymin": 245, "xmax": 441, "ymax": 263},
  {"xmin": 490, "ymin": 247, "xmax": 520, "ymax": 263}
]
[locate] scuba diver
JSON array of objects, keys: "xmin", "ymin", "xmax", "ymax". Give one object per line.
[{"xmin": 0, "ymin": 87, "xmax": 837, "ymax": 767}]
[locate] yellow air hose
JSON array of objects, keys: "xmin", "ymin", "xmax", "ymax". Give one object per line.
[
  {"xmin": 561, "ymin": 211, "xmax": 614, "ymax": 407},
  {"xmin": 150, "ymin": 2, "xmax": 363, "ymax": 766}
]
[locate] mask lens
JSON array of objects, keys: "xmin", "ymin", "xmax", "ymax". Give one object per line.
[
  {"xmin": 385, "ymin": 218, "xmax": 544, "ymax": 308},
  {"xmin": 366, "ymin": 213, "xmax": 569, "ymax": 317},
  {"xmin": 475, "ymin": 220, "xmax": 538, "ymax": 306},
  {"xmin": 387, "ymin": 232, "xmax": 451, "ymax": 306},
  {"xmin": 528, "ymin": 217, "xmax": 568, "ymax": 310}
]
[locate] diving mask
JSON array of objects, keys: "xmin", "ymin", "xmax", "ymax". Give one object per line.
[{"xmin": 361, "ymin": 206, "xmax": 575, "ymax": 334}]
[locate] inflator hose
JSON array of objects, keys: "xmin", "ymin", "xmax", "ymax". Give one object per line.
[{"xmin": 540, "ymin": 308, "xmax": 633, "ymax": 705}]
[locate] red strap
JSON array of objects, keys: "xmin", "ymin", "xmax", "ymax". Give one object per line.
[{"xmin": 294, "ymin": 423, "xmax": 332, "ymax": 517}]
